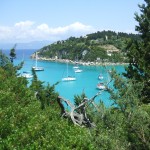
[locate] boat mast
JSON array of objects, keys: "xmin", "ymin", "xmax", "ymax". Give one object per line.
[
  {"xmin": 67, "ymin": 60, "xmax": 68, "ymax": 77},
  {"xmin": 35, "ymin": 52, "xmax": 37, "ymax": 68}
]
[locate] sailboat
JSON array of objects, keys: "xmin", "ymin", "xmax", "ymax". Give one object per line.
[
  {"xmin": 21, "ymin": 71, "xmax": 33, "ymax": 78},
  {"xmin": 73, "ymin": 66, "xmax": 79, "ymax": 69},
  {"xmin": 32, "ymin": 52, "xmax": 44, "ymax": 71},
  {"xmin": 62, "ymin": 60, "xmax": 76, "ymax": 81},
  {"xmin": 73, "ymin": 55, "xmax": 83, "ymax": 73},
  {"xmin": 98, "ymin": 74, "xmax": 104, "ymax": 80},
  {"xmin": 96, "ymin": 67, "xmax": 111, "ymax": 90},
  {"xmin": 97, "ymin": 82, "xmax": 107, "ymax": 90},
  {"xmin": 19, "ymin": 51, "xmax": 33, "ymax": 78},
  {"xmin": 74, "ymin": 67, "xmax": 83, "ymax": 73},
  {"xmin": 74, "ymin": 64, "xmax": 83, "ymax": 73}
]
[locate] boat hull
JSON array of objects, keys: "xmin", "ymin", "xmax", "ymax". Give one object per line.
[
  {"xmin": 32, "ymin": 66, "xmax": 44, "ymax": 71},
  {"xmin": 97, "ymin": 83, "xmax": 106, "ymax": 90},
  {"xmin": 62, "ymin": 77, "xmax": 76, "ymax": 81},
  {"xmin": 73, "ymin": 66, "xmax": 79, "ymax": 69},
  {"xmin": 22, "ymin": 73, "xmax": 33, "ymax": 78},
  {"xmin": 98, "ymin": 75, "xmax": 104, "ymax": 80},
  {"xmin": 75, "ymin": 69, "xmax": 82, "ymax": 73}
]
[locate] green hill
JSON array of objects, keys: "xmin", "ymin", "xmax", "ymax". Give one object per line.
[{"xmin": 37, "ymin": 30, "xmax": 140, "ymax": 63}]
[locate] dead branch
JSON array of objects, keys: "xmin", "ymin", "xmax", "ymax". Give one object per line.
[{"xmin": 57, "ymin": 89, "xmax": 106, "ymax": 127}]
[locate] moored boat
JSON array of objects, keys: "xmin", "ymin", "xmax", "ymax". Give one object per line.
[
  {"xmin": 32, "ymin": 52, "xmax": 44, "ymax": 71},
  {"xmin": 62, "ymin": 76, "xmax": 76, "ymax": 81},
  {"xmin": 97, "ymin": 82, "xmax": 107, "ymax": 90},
  {"xmin": 74, "ymin": 68, "xmax": 83, "ymax": 73},
  {"xmin": 21, "ymin": 71, "xmax": 33, "ymax": 78},
  {"xmin": 98, "ymin": 74, "xmax": 104, "ymax": 80},
  {"xmin": 62, "ymin": 60, "xmax": 76, "ymax": 81}
]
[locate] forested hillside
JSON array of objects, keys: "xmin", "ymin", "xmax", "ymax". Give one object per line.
[{"xmin": 37, "ymin": 31, "xmax": 140, "ymax": 63}]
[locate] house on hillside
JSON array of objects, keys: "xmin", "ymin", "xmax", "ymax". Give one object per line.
[
  {"xmin": 107, "ymin": 49, "xmax": 119, "ymax": 56},
  {"xmin": 101, "ymin": 45, "xmax": 120, "ymax": 56}
]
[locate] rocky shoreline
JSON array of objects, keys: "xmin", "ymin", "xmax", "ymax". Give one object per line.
[{"xmin": 31, "ymin": 54, "xmax": 128, "ymax": 66}]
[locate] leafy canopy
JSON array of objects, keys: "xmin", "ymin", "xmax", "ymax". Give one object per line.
[{"xmin": 124, "ymin": 0, "xmax": 150, "ymax": 104}]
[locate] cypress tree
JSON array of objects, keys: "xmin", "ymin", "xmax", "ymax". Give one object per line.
[{"xmin": 9, "ymin": 44, "xmax": 16, "ymax": 63}]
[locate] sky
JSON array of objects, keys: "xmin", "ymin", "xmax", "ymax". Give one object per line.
[{"xmin": 0, "ymin": 0, "xmax": 144, "ymax": 44}]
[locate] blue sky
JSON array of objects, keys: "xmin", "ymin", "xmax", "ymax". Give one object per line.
[{"xmin": 0, "ymin": 0, "xmax": 144, "ymax": 43}]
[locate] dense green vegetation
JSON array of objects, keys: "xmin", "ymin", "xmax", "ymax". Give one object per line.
[
  {"xmin": 0, "ymin": 53, "xmax": 93, "ymax": 149},
  {"xmin": 124, "ymin": 0, "xmax": 150, "ymax": 104},
  {"xmin": 0, "ymin": 0, "xmax": 150, "ymax": 149},
  {"xmin": 38, "ymin": 30, "xmax": 140, "ymax": 63},
  {"xmin": 0, "ymin": 56, "xmax": 149, "ymax": 149}
]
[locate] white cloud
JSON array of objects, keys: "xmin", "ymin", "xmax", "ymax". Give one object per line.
[
  {"xmin": 0, "ymin": 21, "xmax": 95, "ymax": 43},
  {"xmin": 68, "ymin": 22, "xmax": 92, "ymax": 31},
  {"xmin": 37, "ymin": 24, "xmax": 50, "ymax": 32},
  {"xmin": 14, "ymin": 21, "xmax": 34, "ymax": 28}
]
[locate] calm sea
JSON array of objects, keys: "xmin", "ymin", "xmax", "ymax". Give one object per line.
[{"xmin": 2, "ymin": 49, "xmax": 125, "ymax": 107}]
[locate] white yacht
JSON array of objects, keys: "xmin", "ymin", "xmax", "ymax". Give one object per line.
[
  {"xmin": 21, "ymin": 71, "xmax": 33, "ymax": 78},
  {"xmin": 62, "ymin": 61, "xmax": 76, "ymax": 81},
  {"xmin": 32, "ymin": 52, "xmax": 44, "ymax": 71},
  {"xmin": 98, "ymin": 74, "xmax": 104, "ymax": 80},
  {"xmin": 97, "ymin": 83, "xmax": 107, "ymax": 90},
  {"xmin": 62, "ymin": 76, "xmax": 76, "ymax": 81},
  {"xmin": 74, "ymin": 68, "xmax": 83, "ymax": 73}
]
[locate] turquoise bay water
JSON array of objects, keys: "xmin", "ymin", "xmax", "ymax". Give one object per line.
[{"xmin": 3, "ymin": 49, "xmax": 125, "ymax": 107}]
